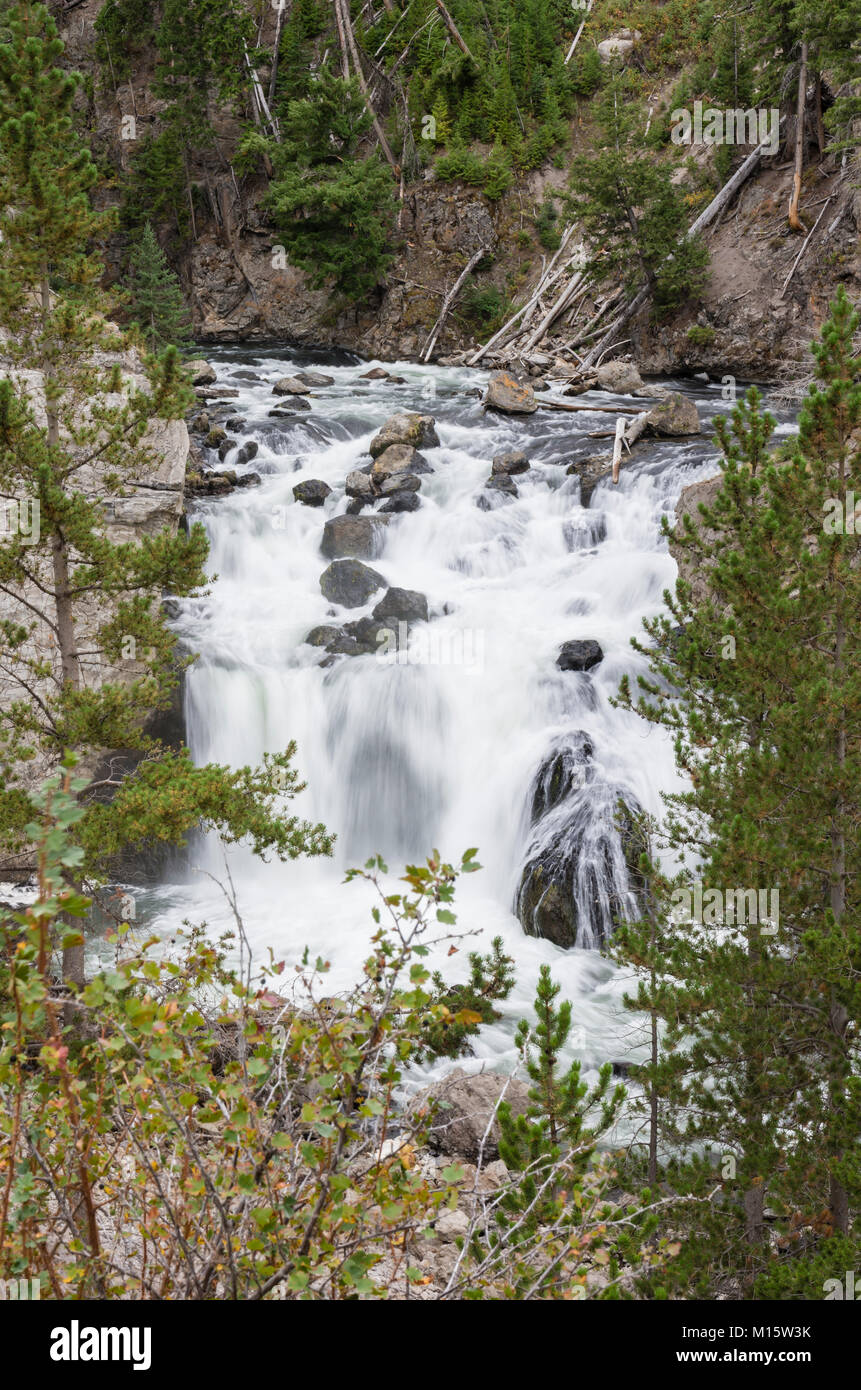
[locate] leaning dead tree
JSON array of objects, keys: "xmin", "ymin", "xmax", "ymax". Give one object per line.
[
  {"xmin": 434, "ymin": 0, "xmax": 475, "ymax": 61},
  {"xmin": 466, "ymin": 225, "xmax": 583, "ymax": 363},
  {"xmin": 564, "ymin": 0, "xmax": 594, "ymax": 64},
  {"xmin": 421, "ymin": 245, "xmax": 490, "ymax": 362},
  {"xmin": 334, "ymin": 0, "xmax": 399, "ymax": 174}
]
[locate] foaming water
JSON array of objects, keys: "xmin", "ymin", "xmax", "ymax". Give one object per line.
[{"xmin": 137, "ymin": 351, "xmax": 794, "ymax": 1090}]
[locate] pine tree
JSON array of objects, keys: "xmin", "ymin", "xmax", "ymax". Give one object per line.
[
  {"xmin": 498, "ymin": 965, "xmax": 624, "ymax": 1224},
  {"xmin": 0, "ymin": 7, "xmax": 331, "ymax": 907},
  {"xmin": 128, "ymin": 223, "xmax": 192, "ymax": 354},
  {"xmin": 617, "ymin": 290, "xmax": 861, "ymax": 1293},
  {"xmin": 254, "ymin": 69, "xmax": 398, "ymax": 300},
  {"xmin": 566, "ymin": 71, "xmax": 709, "ymax": 310}
]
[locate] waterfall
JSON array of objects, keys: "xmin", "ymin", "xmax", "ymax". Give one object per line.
[{"xmin": 142, "ymin": 350, "xmax": 796, "ymax": 1084}]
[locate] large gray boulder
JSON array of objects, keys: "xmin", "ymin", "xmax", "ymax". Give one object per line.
[
  {"xmin": 515, "ymin": 734, "xmax": 646, "ymax": 949},
  {"xmin": 379, "ymin": 472, "xmax": 422, "ymax": 496},
  {"xmin": 556, "ymin": 639, "xmax": 603, "ymax": 672},
  {"xmin": 320, "ymin": 514, "xmax": 387, "ymax": 560},
  {"xmin": 371, "ymin": 443, "xmax": 433, "ymax": 481},
  {"xmin": 492, "ymin": 450, "xmax": 530, "ymax": 475},
  {"xmin": 379, "ymin": 491, "xmax": 421, "ymax": 513},
  {"xmin": 595, "ymin": 360, "xmax": 644, "ymax": 394},
  {"xmin": 273, "ymin": 375, "xmax": 313, "ymax": 396},
  {"xmin": 412, "ymin": 1069, "xmax": 531, "ymax": 1162},
  {"xmin": 345, "ymin": 469, "xmax": 375, "ymax": 500},
  {"xmin": 185, "ymin": 359, "xmax": 216, "ymax": 386},
  {"xmin": 369, "ymin": 412, "xmax": 440, "ymax": 458},
  {"xmin": 372, "ymin": 587, "xmax": 429, "ymax": 625},
  {"xmin": 293, "ymin": 479, "xmax": 332, "ymax": 507},
  {"xmin": 319, "ymin": 559, "xmax": 387, "ymax": 608},
  {"xmin": 644, "ymin": 392, "xmax": 700, "ymax": 436},
  {"xmin": 485, "ymin": 371, "xmax": 538, "ymax": 415},
  {"xmin": 294, "ymin": 370, "xmax": 334, "ymax": 388}
]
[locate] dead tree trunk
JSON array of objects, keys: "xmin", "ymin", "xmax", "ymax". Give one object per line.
[
  {"xmin": 268, "ymin": 0, "xmax": 291, "ymax": 107},
  {"xmin": 564, "ymin": 0, "xmax": 594, "ymax": 65},
  {"xmin": 421, "ymin": 245, "xmax": 489, "ymax": 361},
  {"xmin": 335, "ymin": 0, "xmax": 399, "ymax": 174},
  {"xmin": 435, "ymin": 1, "xmax": 474, "ymax": 60},
  {"xmin": 788, "ymin": 41, "xmax": 809, "ymax": 232}
]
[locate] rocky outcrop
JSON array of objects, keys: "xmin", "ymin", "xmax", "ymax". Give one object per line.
[
  {"xmin": 670, "ymin": 471, "xmax": 724, "ymax": 605},
  {"xmin": 515, "ymin": 733, "xmax": 646, "ymax": 948},
  {"xmin": 371, "ymin": 443, "xmax": 433, "ymax": 481}
]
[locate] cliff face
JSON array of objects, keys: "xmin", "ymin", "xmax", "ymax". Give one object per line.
[{"xmin": 59, "ymin": 3, "xmax": 861, "ymax": 378}]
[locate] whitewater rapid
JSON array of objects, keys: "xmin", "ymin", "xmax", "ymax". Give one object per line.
[{"xmin": 135, "ymin": 350, "xmax": 795, "ymax": 1090}]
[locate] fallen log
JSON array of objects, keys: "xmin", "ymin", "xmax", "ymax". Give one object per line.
[
  {"xmin": 466, "ymin": 226, "xmax": 576, "ymax": 364},
  {"xmin": 540, "ymin": 399, "xmax": 643, "ymax": 416},
  {"xmin": 522, "ymin": 267, "xmax": 588, "ymax": 351},
  {"xmin": 421, "ymin": 246, "xmax": 489, "ymax": 362},
  {"xmin": 779, "ymin": 193, "xmax": 833, "ymax": 298}
]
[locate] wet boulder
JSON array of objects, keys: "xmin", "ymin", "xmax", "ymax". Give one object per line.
[
  {"xmin": 556, "ymin": 639, "xmax": 604, "ymax": 672},
  {"xmin": 342, "ymin": 615, "xmax": 388, "ymax": 655},
  {"xmin": 595, "ymin": 360, "xmax": 644, "ymax": 394},
  {"xmin": 186, "ymin": 359, "xmax": 216, "ymax": 386},
  {"xmin": 481, "ymin": 473, "xmax": 518, "ymax": 502},
  {"xmin": 205, "ymin": 427, "xmax": 227, "ymax": 449},
  {"xmin": 235, "ymin": 441, "xmax": 259, "ymax": 467},
  {"xmin": 369, "ymin": 412, "xmax": 440, "ymax": 458},
  {"xmin": 485, "ymin": 371, "xmax": 538, "ymax": 415},
  {"xmin": 566, "ymin": 456, "xmax": 612, "ymax": 507},
  {"xmin": 304, "ymin": 624, "xmax": 341, "ymax": 648},
  {"xmin": 379, "ymin": 472, "xmax": 421, "ymax": 496},
  {"xmin": 273, "ymin": 376, "xmax": 313, "ymax": 396},
  {"xmin": 319, "ymin": 559, "xmax": 387, "ymax": 608},
  {"xmin": 345, "ymin": 469, "xmax": 375, "ymax": 500},
  {"xmin": 492, "ymin": 450, "xmax": 530, "ymax": 475},
  {"xmin": 372, "ymin": 587, "xmax": 429, "ymax": 625},
  {"xmin": 217, "ymin": 436, "xmax": 238, "ymax": 460},
  {"xmin": 371, "ymin": 443, "xmax": 433, "ymax": 482},
  {"xmin": 643, "ymin": 392, "xmax": 700, "ymax": 437},
  {"xmin": 320, "ymin": 514, "xmax": 388, "ymax": 560},
  {"xmin": 294, "ymin": 370, "xmax": 335, "ymax": 388},
  {"xmin": 379, "ymin": 491, "xmax": 421, "ymax": 513},
  {"xmin": 269, "ymin": 400, "xmax": 311, "ymax": 415},
  {"xmin": 361, "ymin": 367, "xmax": 391, "ymax": 380},
  {"xmin": 515, "ymin": 734, "xmax": 646, "ymax": 949},
  {"xmin": 293, "ymin": 479, "xmax": 332, "ymax": 507}
]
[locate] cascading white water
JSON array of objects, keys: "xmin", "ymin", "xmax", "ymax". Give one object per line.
[{"xmin": 141, "ymin": 351, "xmax": 797, "ymax": 1088}]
